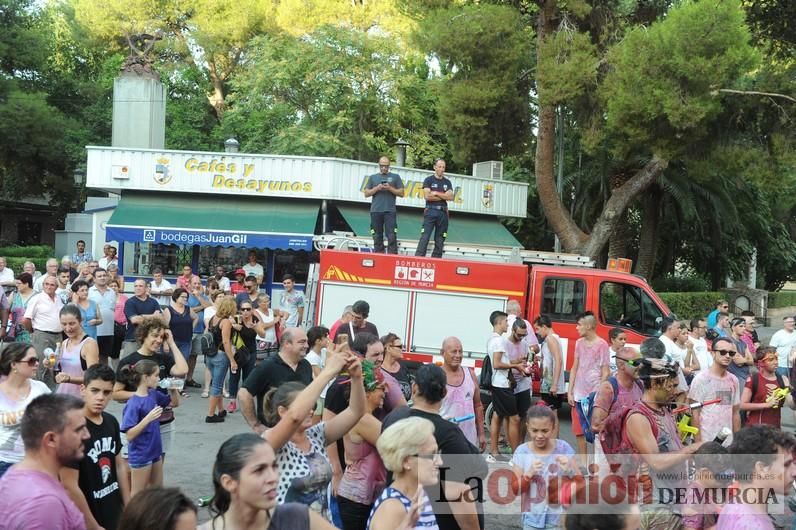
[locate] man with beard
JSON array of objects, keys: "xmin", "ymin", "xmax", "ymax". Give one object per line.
[
  {"xmin": 0, "ymin": 394, "xmax": 90, "ymax": 529},
  {"xmin": 61, "ymin": 365, "xmax": 128, "ymax": 530}
]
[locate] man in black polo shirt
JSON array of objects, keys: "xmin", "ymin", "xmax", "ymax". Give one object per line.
[
  {"xmin": 416, "ymin": 158, "xmax": 454, "ymax": 258},
  {"xmin": 122, "ymin": 278, "xmax": 161, "ymax": 356},
  {"xmin": 238, "ymin": 327, "xmax": 313, "ymax": 434}
]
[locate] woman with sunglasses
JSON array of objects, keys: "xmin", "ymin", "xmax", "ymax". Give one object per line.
[
  {"xmin": 226, "ymin": 301, "xmax": 265, "ymax": 414},
  {"xmin": 368, "ymin": 416, "xmax": 439, "ymax": 530},
  {"xmin": 0, "ymin": 343, "xmax": 51, "ymax": 478},
  {"xmin": 380, "ymin": 333, "xmax": 411, "ymax": 405}
]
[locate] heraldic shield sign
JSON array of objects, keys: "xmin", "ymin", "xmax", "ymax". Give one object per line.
[
  {"xmin": 482, "ymin": 183, "xmax": 493, "ymax": 208},
  {"xmin": 154, "ymin": 158, "xmax": 171, "ymax": 185}
]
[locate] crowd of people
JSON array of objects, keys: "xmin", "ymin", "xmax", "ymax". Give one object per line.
[{"xmin": 1, "ymin": 244, "xmax": 796, "ymax": 530}]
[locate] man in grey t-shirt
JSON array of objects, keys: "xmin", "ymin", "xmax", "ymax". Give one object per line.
[{"xmin": 363, "ymin": 156, "xmax": 404, "ymax": 254}]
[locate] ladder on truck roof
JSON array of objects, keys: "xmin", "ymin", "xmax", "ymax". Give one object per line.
[{"xmin": 312, "ymin": 233, "xmax": 594, "ymax": 268}]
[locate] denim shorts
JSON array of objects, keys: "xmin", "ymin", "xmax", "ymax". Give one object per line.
[
  {"xmin": 206, "ymin": 353, "xmax": 230, "ymax": 397},
  {"xmin": 129, "ymin": 456, "xmax": 161, "ymax": 469},
  {"xmin": 176, "ymin": 341, "xmax": 192, "ymax": 361}
]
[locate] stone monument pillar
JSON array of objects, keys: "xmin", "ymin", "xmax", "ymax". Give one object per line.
[{"xmin": 112, "ymin": 34, "xmax": 166, "ymax": 149}]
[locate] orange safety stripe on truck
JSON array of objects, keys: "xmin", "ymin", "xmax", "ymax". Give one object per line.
[{"xmin": 434, "ymin": 284, "xmax": 524, "ymax": 297}]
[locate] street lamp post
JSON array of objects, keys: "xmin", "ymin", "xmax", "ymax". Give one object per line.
[
  {"xmin": 73, "ymin": 168, "xmax": 86, "ymax": 212},
  {"xmin": 224, "ymin": 138, "xmax": 240, "ymax": 153},
  {"xmin": 394, "ymin": 138, "xmax": 409, "ymax": 167}
]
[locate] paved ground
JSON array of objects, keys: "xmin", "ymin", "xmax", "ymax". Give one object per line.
[{"xmin": 106, "ymin": 325, "xmax": 788, "ymax": 528}]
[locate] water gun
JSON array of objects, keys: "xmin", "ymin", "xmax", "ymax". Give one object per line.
[
  {"xmin": 673, "ymin": 399, "xmax": 721, "ymax": 444},
  {"xmin": 447, "ymin": 413, "xmax": 475, "ymax": 424},
  {"xmin": 677, "ymin": 414, "xmax": 699, "ymax": 444},
  {"xmin": 768, "ymin": 387, "xmax": 790, "ymax": 408},
  {"xmin": 672, "ymin": 398, "xmax": 721, "ymax": 415}
]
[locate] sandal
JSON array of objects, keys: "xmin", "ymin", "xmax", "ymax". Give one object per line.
[
  {"xmin": 185, "ymin": 380, "xmax": 202, "ymax": 388},
  {"xmin": 180, "ymin": 390, "xmax": 190, "ymax": 398}
]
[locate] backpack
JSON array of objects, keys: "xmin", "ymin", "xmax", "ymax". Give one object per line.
[
  {"xmin": 742, "ymin": 368, "xmax": 786, "ymax": 425},
  {"xmin": 602, "ymin": 402, "xmax": 661, "ymax": 471},
  {"xmin": 576, "ymin": 377, "xmax": 644, "ymax": 444},
  {"xmin": 479, "ymin": 353, "xmax": 494, "ymax": 390}
]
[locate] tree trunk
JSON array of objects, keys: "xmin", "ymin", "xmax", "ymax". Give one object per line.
[
  {"xmin": 608, "ymin": 208, "xmax": 631, "ymax": 258},
  {"xmin": 533, "ymin": 0, "xmax": 669, "ymax": 261},
  {"xmin": 579, "ymin": 156, "xmax": 668, "ymax": 260},
  {"xmin": 534, "ymin": 0, "xmax": 587, "ymax": 251},
  {"xmin": 635, "ymin": 187, "xmax": 662, "ymax": 280},
  {"xmin": 207, "ymin": 75, "xmax": 226, "ymax": 121},
  {"xmin": 607, "ymin": 171, "xmax": 632, "ymax": 259}
]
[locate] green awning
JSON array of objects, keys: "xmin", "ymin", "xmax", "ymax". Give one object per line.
[
  {"xmin": 336, "ymin": 204, "xmax": 522, "ymax": 247},
  {"xmin": 106, "ymin": 193, "xmax": 319, "ymax": 250}
]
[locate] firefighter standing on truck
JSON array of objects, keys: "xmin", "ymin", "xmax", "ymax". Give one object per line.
[
  {"xmin": 363, "ymin": 156, "xmax": 405, "ymax": 254},
  {"xmin": 416, "ymin": 158, "xmax": 454, "ymax": 258}
]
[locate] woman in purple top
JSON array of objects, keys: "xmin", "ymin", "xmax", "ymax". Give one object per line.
[{"xmin": 120, "ymin": 359, "xmax": 179, "ymax": 497}]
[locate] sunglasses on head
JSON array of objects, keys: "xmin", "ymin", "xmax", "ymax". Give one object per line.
[{"xmin": 618, "ymin": 357, "xmax": 643, "ymax": 367}]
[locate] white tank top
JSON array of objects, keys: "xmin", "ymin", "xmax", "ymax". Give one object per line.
[
  {"xmin": 439, "ymin": 368, "xmax": 478, "ymax": 447},
  {"xmin": 541, "ymin": 333, "xmax": 566, "ymax": 391}
]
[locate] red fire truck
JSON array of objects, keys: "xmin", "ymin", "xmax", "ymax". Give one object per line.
[{"xmin": 307, "ymin": 242, "xmax": 671, "ymax": 379}]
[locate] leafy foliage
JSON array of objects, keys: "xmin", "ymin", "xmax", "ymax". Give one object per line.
[{"xmin": 658, "ymin": 292, "xmax": 724, "ymax": 321}]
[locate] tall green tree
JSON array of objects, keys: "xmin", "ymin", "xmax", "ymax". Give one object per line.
[
  {"xmin": 414, "ymin": 4, "xmax": 533, "ymax": 166},
  {"xmin": 534, "ymin": 0, "xmax": 755, "ymax": 261},
  {"xmin": 224, "ymin": 25, "xmax": 439, "ymax": 162},
  {"xmin": 69, "ymin": 0, "xmax": 273, "ymax": 119}
]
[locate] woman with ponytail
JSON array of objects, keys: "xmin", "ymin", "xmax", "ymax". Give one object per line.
[
  {"xmin": 260, "ymin": 347, "xmax": 364, "ymax": 520},
  {"xmin": 198, "ymin": 434, "xmax": 336, "ymax": 529}
]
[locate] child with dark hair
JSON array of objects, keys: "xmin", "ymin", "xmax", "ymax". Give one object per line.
[
  {"xmin": 717, "ymin": 425, "xmax": 796, "ymax": 530},
  {"xmin": 61, "ymin": 364, "xmax": 128, "ymax": 530},
  {"xmin": 608, "ymin": 327, "xmax": 626, "ymax": 376},
  {"xmin": 512, "ymin": 402, "xmax": 576, "ymax": 530},
  {"xmin": 682, "ymin": 442, "xmax": 732, "ymax": 530},
  {"xmin": 119, "ymin": 487, "xmax": 197, "ymax": 530},
  {"xmin": 120, "ymin": 359, "xmax": 179, "ymax": 496}
]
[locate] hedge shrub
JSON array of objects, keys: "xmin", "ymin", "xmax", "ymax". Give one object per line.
[
  {"xmin": 769, "ymin": 291, "xmax": 796, "ymax": 309},
  {"xmin": 0, "ymin": 246, "xmax": 56, "ymax": 276},
  {"xmin": 658, "ymin": 291, "xmax": 723, "ymax": 322},
  {"xmin": 0, "ymin": 245, "xmax": 53, "ymax": 258}
]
